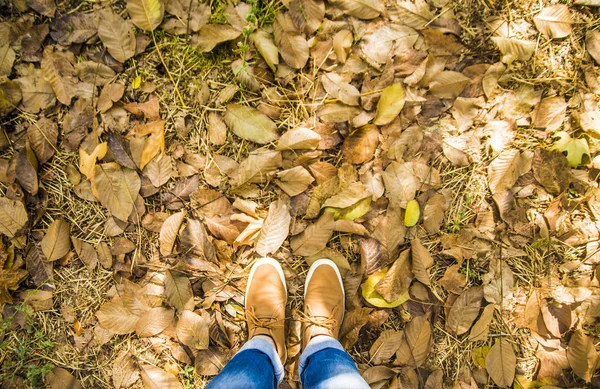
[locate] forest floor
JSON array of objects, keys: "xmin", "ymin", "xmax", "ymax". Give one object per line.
[{"xmin": 1, "ymin": 0, "xmax": 600, "ymax": 388}]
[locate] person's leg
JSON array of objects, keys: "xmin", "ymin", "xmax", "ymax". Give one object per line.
[
  {"xmin": 299, "ymin": 336, "xmax": 370, "ymax": 389},
  {"xmin": 205, "ymin": 257, "xmax": 288, "ymax": 389},
  {"xmin": 205, "ymin": 336, "xmax": 282, "ymax": 389},
  {"xmin": 298, "ymin": 259, "xmax": 369, "ymax": 389}
]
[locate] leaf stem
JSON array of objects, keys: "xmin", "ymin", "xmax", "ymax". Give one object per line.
[{"xmin": 150, "ymin": 30, "xmax": 186, "ymax": 107}]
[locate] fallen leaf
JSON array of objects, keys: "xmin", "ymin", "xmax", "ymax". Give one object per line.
[
  {"xmin": 567, "ymin": 329, "xmax": 599, "ymax": 382},
  {"xmin": 176, "ymin": 310, "xmax": 209, "ymax": 350},
  {"xmin": 429, "ymin": 71, "xmax": 470, "ymax": 99},
  {"xmin": 164, "ymin": 269, "xmax": 194, "ymax": 311},
  {"xmin": 482, "ymin": 259, "xmax": 514, "ymax": 306},
  {"xmin": 485, "ymin": 338, "xmax": 516, "ymax": 387},
  {"xmin": 113, "ymin": 351, "xmax": 140, "ymax": 389},
  {"xmin": 374, "ymin": 249, "xmax": 412, "ymax": 302},
  {"xmin": 395, "ymin": 315, "xmax": 432, "ymax": 367},
  {"xmin": 191, "ymin": 24, "xmax": 241, "ymax": 52},
  {"xmin": 16, "ymin": 141, "xmax": 39, "ymax": 195},
  {"xmin": 92, "ymin": 163, "xmax": 140, "ymax": 221},
  {"xmin": 79, "ymin": 142, "xmax": 108, "ymax": 179},
  {"xmin": 329, "ymin": 0, "xmax": 383, "ymax": 19},
  {"xmin": 322, "ymin": 72, "xmax": 360, "ymax": 106},
  {"xmin": 27, "ymin": 0, "xmax": 56, "ymax": 17},
  {"xmin": 15, "ymin": 71, "xmax": 56, "ymax": 113},
  {"xmin": 273, "ymin": 13, "xmax": 309, "ymax": 69},
  {"xmin": 46, "ymin": 367, "xmax": 82, "ymax": 389},
  {"xmin": 50, "ymin": 12, "xmax": 97, "ymax": 45},
  {"xmin": 0, "ymin": 44, "xmax": 16, "ymax": 77},
  {"xmin": 255, "ymin": 200, "xmax": 291, "ymax": 256},
  {"xmin": 318, "ymin": 102, "xmax": 361, "ymax": 123},
  {"xmin": 0, "ymin": 197, "xmax": 28, "ymax": 238},
  {"xmin": 159, "ymin": 211, "xmax": 185, "ymax": 256},
  {"xmin": 276, "ymin": 126, "xmax": 321, "ymax": 150},
  {"xmin": 251, "ymin": 30, "xmax": 279, "ymax": 72},
  {"xmin": 96, "ymin": 298, "xmax": 138, "ymax": 334},
  {"xmin": 289, "ymin": 0, "xmax": 324, "ymax": 34},
  {"xmin": 144, "ymin": 154, "xmax": 174, "ymax": 187},
  {"xmin": 468, "ymin": 304, "xmax": 495, "ymax": 342},
  {"xmin": 411, "ymin": 238, "xmax": 433, "ymax": 285},
  {"xmin": 207, "ymin": 112, "xmax": 227, "ymax": 146},
  {"xmin": 276, "ymin": 166, "xmax": 315, "ymax": 196},
  {"xmin": 532, "ymin": 96, "xmax": 566, "ymax": 132},
  {"xmin": 75, "ymin": 61, "xmax": 116, "ymax": 86},
  {"xmin": 231, "ymin": 148, "xmax": 281, "ymax": 188},
  {"xmin": 534, "ymin": 4, "xmax": 572, "ymax": 39},
  {"xmin": 41, "ymin": 219, "xmax": 71, "ymax": 261},
  {"xmin": 374, "ymin": 84, "xmax": 405, "ymax": 125},
  {"xmin": 224, "ymin": 104, "xmax": 279, "ymax": 144},
  {"xmin": 423, "ymin": 192, "xmax": 448, "ymax": 234},
  {"xmin": 140, "ymin": 364, "xmax": 183, "ymax": 389},
  {"xmin": 404, "ymin": 199, "xmax": 420, "ymax": 227},
  {"xmin": 487, "ymin": 149, "xmax": 532, "ymax": 194},
  {"xmin": 128, "ymin": 0, "xmax": 164, "ymax": 31},
  {"xmin": 361, "ymin": 267, "xmax": 409, "ymax": 308},
  {"xmin": 532, "ymin": 149, "xmax": 570, "ymax": 195},
  {"xmin": 27, "ymin": 116, "xmax": 58, "ymax": 164},
  {"xmin": 492, "ymin": 37, "xmax": 536, "ymax": 64},
  {"xmin": 71, "ymin": 237, "xmax": 98, "ymax": 272},
  {"xmin": 369, "ymin": 329, "xmax": 404, "ymax": 365},
  {"xmin": 342, "ymin": 125, "xmax": 379, "ymax": 164},
  {"xmin": 136, "ymin": 307, "xmax": 174, "ymax": 337},
  {"xmin": 290, "ymin": 212, "xmax": 335, "ymax": 256},
  {"xmin": 551, "ymin": 131, "xmax": 590, "ymax": 167},
  {"xmin": 446, "ymin": 286, "xmax": 483, "ymax": 335},
  {"xmin": 586, "ymin": 30, "xmax": 600, "ymax": 65},
  {"xmin": 41, "ymin": 46, "xmax": 77, "ymax": 106}
]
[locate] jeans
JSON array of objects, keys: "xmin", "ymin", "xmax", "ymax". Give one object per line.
[{"xmin": 205, "ymin": 336, "xmax": 370, "ymax": 389}]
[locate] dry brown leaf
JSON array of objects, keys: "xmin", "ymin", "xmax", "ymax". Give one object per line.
[
  {"xmin": 276, "ymin": 166, "xmax": 314, "ymax": 196},
  {"xmin": 537, "ymin": 347, "xmax": 569, "ymax": 379},
  {"xmin": 96, "ymin": 298, "xmax": 138, "ymax": 334},
  {"xmin": 71, "ymin": 237, "xmax": 97, "ymax": 272},
  {"xmin": 395, "ymin": 315, "xmax": 432, "ymax": 367},
  {"xmin": 46, "ymin": 367, "xmax": 82, "ymax": 389},
  {"xmin": 231, "ymin": 148, "xmax": 281, "ymax": 188},
  {"xmin": 75, "ymin": 61, "xmax": 115, "ymax": 86},
  {"xmin": 16, "ymin": 141, "xmax": 39, "ymax": 195},
  {"xmin": 79, "ymin": 142, "xmax": 108, "ymax": 179},
  {"xmin": 482, "ymin": 259, "xmax": 514, "ymax": 306},
  {"xmin": 423, "ymin": 192, "xmax": 448, "ymax": 234},
  {"xmin": 41, "ymin": 218, "xmax": 71, "ymax": 262},
  {"xmin": 534, "ymin": 4, "xmax": 572, "ymax": 39},
  {"xmin": 485, "ymin": 338, "xmax": 516, "ymax": 387},
  {"xmin": 374, "ymin": 249, "xmax": 412, "ymax": 302},
  {"xmin": 369, "ymin": 329, "xmax": 404, "ymax": 365},
  {"xmin": 531, "ymin": 96, "xmax": 566, "ymax": 132},
  {"xmin": 144, "ymin": 154, "xmax": 174, "ymax": 187},
  {"xmin": 28, "ymin": 116, "xmax": 58, "ymax": 164},
  {"xmin": 0, "ymin": 197, "xmax": 28, "ymax": 238},
  {"xmin": 14, "ymin": 71, "xmax": 56, "ymax": 113},
  {"xmin": 491, "ymin": 37, "xmax": 536, "ymax": 64},
  {"xmin": 318, "ymin": 102, "xmax": 361, "ymax": 123},
  {"xmin": 306, "ymin": 248, "xmax": 352, "ymax": 274},
  {"xmin": 567, "ymin": 329, "xmax": 599, "ymax": 382},
  {"xmin": 446, "ymin": 286, "xmax": 483, "ymax": 335},
  {"xmin": 289, "ymin": 0, "xmax": 324, "ymax": 34},
  {"xmin": 208, "ymin": 112, "xmax": 227, "ymax": 146},
  {"xmin": 224, "ymin": 104, "xmax": 278, "ymax": 145},
  {"xmin": 290, "ymin": 212, "xmax": 335, "ymax": 256},
  {"xmin": 128, "ymin": 0, "xmax": 164, "ymax": 31},
  {"xmin": 140, "ymin": 364, "xmax": 183, "ymax": 389},
  {"xmin": 92, "ymin": 163, "xmax": 140, "ymax": 221},
  {"xmin": 96, "ymin": 9, "xmax": 136, "ymax": 63},
  {"xmin": 487, "ymin": 149, "xmax": 531, "ymax": 195},
  {"xmin": 191, "ymin": 24, "xmax": 241, "ymax": 52},
  {"xmin": 180, "ymin": 218, "xmax": 215, "ymax": 263},
  {"xmin": 411, "ymin": 238, "xmax": 433, "ymax": 286},
  {"xmin": 113, "ymin": 351, "xmax": 140, "ymax": 389},
  {"xmin": 276, "ymin": 127, "xmax": 321, "ymax": 150},
  {"xmin": 273, "ymin": 13, "xmax": 309, "ymax": 69},
  {"xmin": 532, "ymin": 149, "xmax": 570, "ymax": 195},
  {"xmin": 371, "ymin": 206, "xmax": 405, "ymax": 262},
  {"xmin": 468, "ymin": 304, "xmax": 495, "ymax": 342},
  {"xmin": 250, "ymin": 30, "xmax": 279, "ymax": 72},
  {"xmin": 439, "ymin": 264, "xmax": 466, "ymax": 295},
  {"xmin": 383, "ymin": 161, "xmax": 440, "ymax": 208},
  {"xmin": 164, "ymin": 269, "xmax": 194, "ymax": 311},
  {"xmin": 176, "ymin": 310, "xmax": 209, "ymax": 350},
  {"xmin": 333, "ymin": 30, "xmax": 353, "ymax": 64},
  {"xmin": 136, "ymin": 307, "xmax": 174, "ymax": 337},
  {"xmin": 159, "ymin": 211, "xmax": 185, "ymax": 256},
  {"xmin": 342, "ymin": 125, "xmax": 379, "ymax": 165},
  {"xmin": 429, "ymin": 71, "xmax": 470, "ymax": 99},
  {"xmin": 587, "ymin": 30, "xmax": 600, "ymax": 65},
  {"xmin": 322, "ymin": 72, "xmax": 360, "ymax": 106},
  {"xmin": 255, "ymin": 200, "xmax": 291, "ymax": 256},
  {"xmin": 41, "ymin": 46, "xmax": 77, "ymax": 105},
  {"xmin": 360, "ymin": 237, "xmax": 385, "ymax": 275},
  {"xmin": 329, "ymin": 0, "xmax": 383, "ymax": 19},
  {"xmin": 0, "ymin": 44, "xmax": 15, "ymax": 77}
]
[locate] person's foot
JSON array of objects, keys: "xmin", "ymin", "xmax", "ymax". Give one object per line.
[
  {"xmin": 301, "ymin": 258, "xmax": 345, "ymax": 349},
  {"xmin": 245, "ymin": 258, "xmax": 287, "ymax": 363}
]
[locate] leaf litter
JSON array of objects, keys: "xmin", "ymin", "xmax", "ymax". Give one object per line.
[{"xmin": 1, "ymin": 0, "xmax": 600, "ymax": 387}]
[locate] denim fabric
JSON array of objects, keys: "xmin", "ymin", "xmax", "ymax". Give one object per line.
[
  {"xmin": 299, "ymin": 336, "xmax": 370, "ymax": 389},
  {"xmin": 207, "ymin": 336, "xmax": 369, "ymax": 389},
  {"xmin": 205, "ymin": 337, "xmax": 283, "ymax": 389}
]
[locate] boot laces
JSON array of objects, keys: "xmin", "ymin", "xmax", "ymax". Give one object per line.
[
  {"xmin": 297, "ymin": 305, "xmax": 339, "ymax": 330},
  {"xmin": 246, "ymin": 306, "xmax": 284, "ymax": 330}
]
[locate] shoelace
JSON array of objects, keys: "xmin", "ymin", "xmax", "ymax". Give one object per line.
[
  {"xmin": 246, "ymin": 306, "xmax": 285, "ymax": 330},
  {"xmin": 296, "ymin": 304, "xmax": 339, "ymax": 331}
]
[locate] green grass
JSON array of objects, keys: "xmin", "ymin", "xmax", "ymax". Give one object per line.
[{"xmin": 0, "ymin": 306, "xmax": 56, "ymax": 388}]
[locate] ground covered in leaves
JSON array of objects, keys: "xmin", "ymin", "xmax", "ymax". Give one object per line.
[{"xmin": 2, "ymin": 0, "xmax": 600, "ymax": 387}]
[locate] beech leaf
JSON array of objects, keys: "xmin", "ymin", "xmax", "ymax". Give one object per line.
[
  {"xmin": 41, "ymin": 219, "xmax": 71, "ymax": 261},
  {"xmin": 159, "ymin": 211, "xmax": 185, "ymax": 256},
  {"xmin": 224, "ymin": 104, "xmax": 279, "ymax": 144},
  {"xmin": 485, "ymin": 338, "xmax": 516, "ymax": 387},
  {"xmin": 373, "ymin": 84, "xmax": 405, "ymax": 125},
  {"xmin": 255, "ymin": 200, "xmax": 291, "ymax": 256}
]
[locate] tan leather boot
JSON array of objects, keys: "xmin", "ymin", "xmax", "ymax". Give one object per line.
[
  {"xmin": 301, "ymin": 258, "xmax": 345, "ymax": 350},
  {"xmin": 245, "ymin": 258, "xmax": 287, "ymax": 363}
]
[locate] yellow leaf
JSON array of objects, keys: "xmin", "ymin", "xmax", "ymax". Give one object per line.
[
  {"xmin": 404, "ymin": 199, "xmax": 420, "ymax": 227},
  {"xmin": 132, "ymin": 75, "xmax": 142, "ymax": 89},
  {"xmin": 472, "ymin": 345, "xmax": 490, "ymax": 368},
  {"xmin": 361, "ymin": 268, "xmax": 409, "ymax": 308},
  {"xmin": 79, "ymin": 142, "xmax": 108, "ymax": 179},
  {"xmin": 551, "ymin": 131, "xmax": 590, "ymax": 168},
  {"xmin": 373, "ymin": 84, "xmax": 405, "ymax": 126},
  {"xmin": 127, "ymin": 0, "xmax": 164, "ymax": 31}
]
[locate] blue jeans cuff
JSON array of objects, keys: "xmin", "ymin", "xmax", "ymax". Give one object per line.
[
  {"xmin": 298, "ymin": 336, "xmax": 346, "ymax": 377},
  {"xmin": 237, "ymin": 337, "xmax": 285, "ymax": 385}
]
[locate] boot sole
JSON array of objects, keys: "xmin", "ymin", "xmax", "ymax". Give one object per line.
[{"xmin": 304, "ymin": 258, "xmax": 345, "ymax": 314}]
